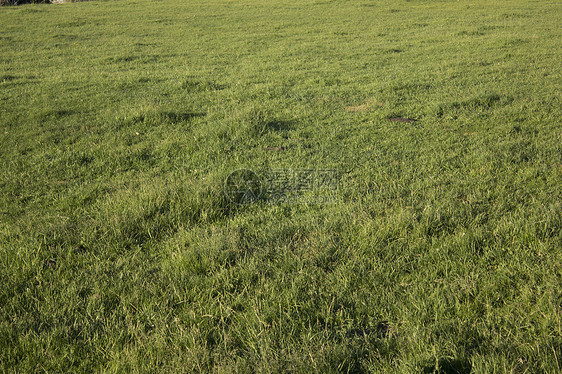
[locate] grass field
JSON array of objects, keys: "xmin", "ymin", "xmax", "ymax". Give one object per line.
[{"xmin": 1, "ymin": 0, "xmax": 561, "ymax": 372}]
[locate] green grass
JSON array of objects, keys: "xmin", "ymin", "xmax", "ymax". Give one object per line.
[{"xmin": 1, "ymin": 0, "xmax": 561, "ymax": 372}]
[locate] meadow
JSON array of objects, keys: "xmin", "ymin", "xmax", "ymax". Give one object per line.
[{"xmin": 1, "ymin": 0, "xmax": 561, "ymax": 372}]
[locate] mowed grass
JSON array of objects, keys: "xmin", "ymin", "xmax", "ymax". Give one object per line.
[{"xmin": 1, "ymin": 0, "xmax": 561, "ymax": 372}]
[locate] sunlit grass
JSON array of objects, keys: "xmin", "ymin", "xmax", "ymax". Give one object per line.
[{"xmin": 1, "ymin": 0, "xmax": 561, "ymax": 372}]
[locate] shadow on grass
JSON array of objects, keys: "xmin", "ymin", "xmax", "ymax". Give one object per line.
[
  {"xmin": 434, "ymin": 93, "xmax": 514, "ymax": 118},
  {"xmin": 160, "ymin": 111, "xmax": 205, "ymax": 123},
  {"xmin": 423, "ymin": 358, "xmax": 472, "ymax": 374},
  {"xmin": 246, "ymin": 119, "xmax": 295, "ymax": 137},
  {"xmin": 263, "ymin": 119, "xmax": 293, "ymax": 133},
  {"xmin": 119, "ymin": 111, "xmax": 205, "ymax": 128},
  {"xmin": 181, "ymin": 79, "xmax": 227, "ymax": 91},
  {"xmin": 38, "ymin": 109, "xmax": 76, "ymax": 122}
]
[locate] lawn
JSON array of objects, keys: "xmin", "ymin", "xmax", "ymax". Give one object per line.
[{"xmin": 1, "ymin": 0, "xmax": 561, "ymax": 372}]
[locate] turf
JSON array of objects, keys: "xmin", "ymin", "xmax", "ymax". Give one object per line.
[{"xmin": 1, "ymin": 0, "xmax": 561, "ymax": 372}]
